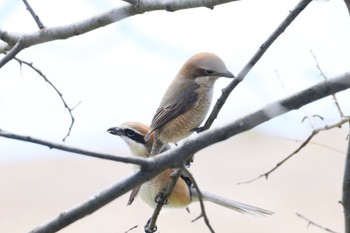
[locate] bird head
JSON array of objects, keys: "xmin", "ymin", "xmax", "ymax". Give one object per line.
[
  {"xmin": 178, "ymin": 52, "xmax": 234, "ymax": 83},
  {"xmin": 107, "ymin": 122, "xmax": 153, "ymax": 158}
]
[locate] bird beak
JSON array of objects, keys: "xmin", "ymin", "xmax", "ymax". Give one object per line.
[
  {"xmin": 107, "ymin": 127, "xmax": 123, "ymax": 136},
  {"xmin": 221, "ymin": 70, "xmax": 235, "ymax": 78}
]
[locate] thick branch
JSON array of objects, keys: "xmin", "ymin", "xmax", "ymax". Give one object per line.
[
  {"xmin": 343, "ymin": 124, "xmax": 350, "ymax": 233},
  {"xmin": 344, "ymin": 0, "xmax": 350, "ymax": 16},
  {"xmin": 27, "ymin": 72, "xmax": 350, "ymax": 233},
  {"xmin": 201, "ymin": 0, "xmax": 313, "ymax": 131},
  {"xmin": 0, "ymin": 129, "xmax": 149, "ymax": 166},
  {"xmin": 0, "ymin": 0, "xmax": 238, "ymax": 67}
]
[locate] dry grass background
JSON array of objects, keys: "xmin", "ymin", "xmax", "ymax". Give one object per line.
[{"xmin": 0, "ymin": 127, "xmax": 346, "ymax": 233}]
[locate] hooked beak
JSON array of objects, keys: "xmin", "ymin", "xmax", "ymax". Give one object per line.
[
  {"xmin": 107, "ymin": 127, "xmax": 123, "ymax": 136},
  {"xmin": 221, "ymin": 70, "xmax": 235, "ymax": 79}
]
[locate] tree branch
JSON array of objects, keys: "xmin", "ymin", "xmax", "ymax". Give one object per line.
[
  {"xmin": 343, "ymin": 123, "xmax": 350, "ymax": 233},
  {"xmin": 184, "ymin": 167, "xmax": 215, "ymax": 233},
  {"xmin": 344, "ymin": 0, "xmax": 350, "ymax": 16},
  {"xmin": 27, "ymin": 72, "xmax": 350, "ymax": 233},
  {"xmin": 22, "ymin": 0, "xmax": 45, "ymax": 29},
  {"xmin": 201, "ymin": 0, "xmax": 314, "ymax": 131},
  {"xmin": 13, "ymin": 57, "xmax": 78, "ymax": 141},
  {"xmin": 0, "ymin": 128, "xmax": 149, "ymax": 166},
  {"xmin": 0, "ymin": 0, "xmax": 238, "ymax": 67},
  {"xmin": 296, "ymin": 211, "xmax": 340, "ymax": 233},
  {"xmin": 145, "ymin": 168, "xmax": 183, "ymax": 233},
  {"xmin": 239, "ymin": 117, "xmax": 350, "ymax": 184}
]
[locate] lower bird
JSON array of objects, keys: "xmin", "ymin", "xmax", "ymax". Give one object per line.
[{"xmin": 107, "ymin": 122, "xmax": 273, "ymax": 215}]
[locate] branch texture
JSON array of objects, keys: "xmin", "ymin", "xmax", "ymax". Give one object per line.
[
  {"xmin": 343, "ymin": 125, "xmax": 350, "ymax": 233},
  {"xmin": 0, "ymin": 0, "xmax": 238, "ymax": 67}
]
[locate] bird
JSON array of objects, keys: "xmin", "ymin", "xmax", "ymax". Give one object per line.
[
  {"xmin": 144, "ymin": 52, "xmax": 235, "ymax": 156},
  {"xmin": 107, "ymin": 122, "xmax": 273, "ymax": 215}
]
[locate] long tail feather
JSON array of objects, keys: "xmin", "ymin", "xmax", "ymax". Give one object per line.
[{"xmin": 191, "ymin": 188, "xmax": 273, "ymax": 216}]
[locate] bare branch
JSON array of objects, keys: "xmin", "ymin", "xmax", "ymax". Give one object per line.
[
  {"xmin": 13, "ymin": 57, "xmax": 77, "ymax": 141},
  {"xmin": 344, "ymin": 0, "xmax": 350, "ymax": 16},
  {"xmin": 22, "ymin": 0, "xmax": 45, "ymax": 29},
  {"xmin": 296, "ymin": 211, "xmax": 340, "ymax": 233},
  {"xmin": 239, "ymin": 116, "xmax": 350, "ymax": 184},
  {"xmin": 0, "ymin": 128, "xmax": 149, "ymax": 166},
  {"xmin": 124, "ymin": 225, "xmax": 138, "ymax": 233},
  {"xmin": 145, "ymin": 168, "xmax": 183, "ymax": 233},
  {"xmin": 311, "ymin": 50, "xmax": 345, "ymax": 118},
  {"xmin": 0, "ymin": 0, "xmax": 238, "ymax": 66},
  {"xmin": 26, "ymin": 72, "xmax": 350, "ymax": 233},
  {"xmin": 343, "ymin": 124, "xmax": 350, "ymax": 233},
  {"xmin": 201, "ymin": 0, "xmax": 313, "ymax": 132},
  {"xmin": 183, "ymin": 167, "xmax": 215, "ymax": 233}
]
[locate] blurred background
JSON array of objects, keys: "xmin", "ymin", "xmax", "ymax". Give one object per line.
[{"xmin": 0, "ymin": 0, "xmax": 349, "ymax": 232}]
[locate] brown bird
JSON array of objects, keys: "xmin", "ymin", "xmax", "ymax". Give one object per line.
[
  {"xmin": 107, "ymin": 122, "xmax": 273, "ymax": 215},
  {"xmin": 145, "ymin": 52, "xmax": 235, "ymax": 156}
]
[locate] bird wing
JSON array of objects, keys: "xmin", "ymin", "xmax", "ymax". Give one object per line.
[{"xmin": 145, "ymin": 80, "xmax": 199, "ymax": 140}]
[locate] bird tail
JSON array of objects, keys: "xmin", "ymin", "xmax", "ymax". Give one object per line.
[{"xmin": 191, "ymin": 189, "xmax": 273, "ymax": 216}]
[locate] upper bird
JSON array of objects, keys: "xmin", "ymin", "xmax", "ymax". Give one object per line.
[{"xmin": 144, "ymin": 52, "xmax": 234, "ymax": 156}]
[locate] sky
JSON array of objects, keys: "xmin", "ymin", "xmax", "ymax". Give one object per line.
[{"xmin": 0, "ymin": 0, "xmax": 350, "ymax": 160}]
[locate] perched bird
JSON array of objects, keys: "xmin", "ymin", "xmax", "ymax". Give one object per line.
[
  {"xmin": 145, "ymin": 52, "xmax": 235, "ymax": 156},
  {"xmin": 107, "ymin": 122, "xmax": 273, "ymax": 215}
]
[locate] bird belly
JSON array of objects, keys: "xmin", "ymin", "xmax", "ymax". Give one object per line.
[
  {"xmin": 139, "ymin": 170, "xmax": 191, "ymax": 208},
  {"xmin": 158, "ymin": 87, "xmax": 213, "ymax": 143}
]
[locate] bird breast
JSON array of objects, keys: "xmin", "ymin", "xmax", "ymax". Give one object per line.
[{"xmin": 157, "ymin": 83, "xmax": 214, "ymax": 143}]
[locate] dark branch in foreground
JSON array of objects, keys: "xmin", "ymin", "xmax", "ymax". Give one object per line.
[
  {"xmin": 27, "ymin": 73, "xmax": 350, "ymax": 233},
  {"xmin": 201, "ymin": 0, "xmax": 313, "ymax": 131},
  {"xmin": 14, "ymin": 57, "xmax": 78, "ymax": 141},
  {"xmin": 0, "ymin": 129, "xmax": 149, "ymax": 166}
]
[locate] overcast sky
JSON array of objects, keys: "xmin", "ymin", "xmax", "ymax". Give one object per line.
[{"xmin": 1, "ymin": 0, "xmax": 350, "ymax": 160}]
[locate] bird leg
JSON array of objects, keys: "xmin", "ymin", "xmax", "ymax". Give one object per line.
[{"xmin": 154, "ymin": 192, "xmax": 169, "ymax": 205}]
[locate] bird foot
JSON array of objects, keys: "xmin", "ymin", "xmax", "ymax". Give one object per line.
[{"xmin": 155, "ymin": 193, "xmax": 168, "ymax": 205}]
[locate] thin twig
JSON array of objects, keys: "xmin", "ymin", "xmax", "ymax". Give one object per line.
[
  {"xmin": 14, "ymin": 57, "xmax": 77, "ymax": 141},
  {"xmin": 0, "ymin": 128, "xmax": 149, "ymax": 166},
  {"xmin": 145, "ymin": 168, "xmax": 183, "ymax": 233},
  {"xmin": 201, "ymin": 0, "xmax": 314, "ymax": 132},
  {"xmin": 295, "ymin": 211, "xmax": 340, "ymax": 233},
  {"xmin": 124, "ymin": 225, "xmax": 138, "ymax": 233},
  {"xmin": 311, "ymin": 50, "xmax": 345, "ymax": 118},
  {"xmin": 239, "ymin": 117, "xmax": 350, "ymax": 184},
  {"xmin": 183, "ymin": 167, "xmax": 215, "ymax": 233},
  {"xmin": 22, "ymin": 0, "xmax": 45, "ymax": 29}
]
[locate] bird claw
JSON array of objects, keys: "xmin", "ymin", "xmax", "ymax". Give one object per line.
[
  {"xmin": 155, "ymin": 193, "xmax": 168, "ymax": 205},
  {"xmin": 191, "ymin": 126, "xmax": 203, "ymax": 133}
]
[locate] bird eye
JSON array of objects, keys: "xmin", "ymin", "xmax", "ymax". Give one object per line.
[
  {"xmin": 125, "ymin": 129, "xmax": 135, "ymax": 137},
  {"xmin": 205, "ymin": 69, "xmax": 214, "ymax": 75}
]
